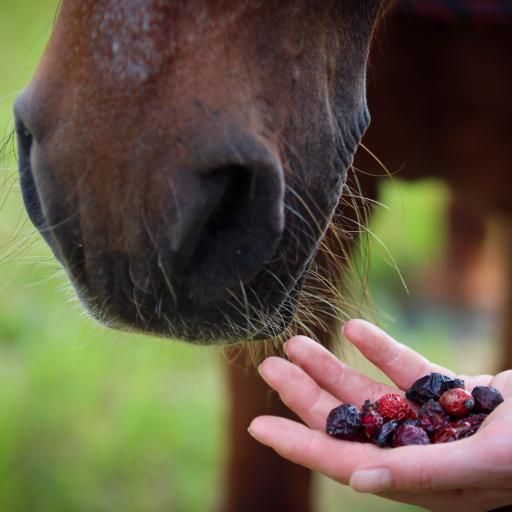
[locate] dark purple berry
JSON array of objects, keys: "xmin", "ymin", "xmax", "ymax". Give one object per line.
[
  {"xmin": 432, "ymin": 425, "xmax": 461, "ymax": 443},
  {"xmin": 432, "ymin": 419, "xmax": 476, "ymax": 443},
  {"xmin": 464, "ymin": 413, "xmax": 488, "ymax": 430},
  {"xmin": 471, "ymin": 386, "xmax": 504, "ymax": 413},
  {"xmin": 361, "ymin": 409, "xmax": 384, "ymax": 439},
  {"xmin": 452, "ymin": 413, "xmax": 488, "ymax": 438},
  {"xmin": 374, "ymin": 420, "xmax": 399, "ymax": 448},
  {"xmin": 326, "ymin": 404, "xmax": 361, "ymax": 441},
  {"xmin": 392, "ymin": 424, "xmax": 430, "ymax": 447},
  {"xmin": 418, "ymin": 400, "xmax": 449, "ymax": 434},
  {"xmin": 406, "ymin": 373, "xmax": 465, "ymax": 404}
]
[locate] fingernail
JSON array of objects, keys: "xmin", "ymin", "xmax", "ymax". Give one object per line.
[
  {"xmin": 350, "ymin": 468, "xmax": 392, "ymax": 493},
  {"xmin": 283, "ymin": 340, "xmax": 290, "ymax": 357}
]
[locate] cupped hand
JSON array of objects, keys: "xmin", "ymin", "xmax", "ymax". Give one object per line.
[{"xmin": 248, "ymin": 319, "xmax": 512, "ymax": 512}]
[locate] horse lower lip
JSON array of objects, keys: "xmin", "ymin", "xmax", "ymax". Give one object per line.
[{"xmin": 66, "ymin": 249, "xmax": 302, "ymax": 343}]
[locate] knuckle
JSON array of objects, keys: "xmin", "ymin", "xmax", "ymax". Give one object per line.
[{"xmin": 414, "ymin": 463, "xmax": 435, "ymax": 491}]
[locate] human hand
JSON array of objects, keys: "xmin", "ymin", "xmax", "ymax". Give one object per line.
[{"xmin": 248, "ymin": 319, "xmax": 512, "ymax": 512}]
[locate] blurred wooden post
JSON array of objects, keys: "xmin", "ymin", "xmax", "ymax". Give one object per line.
[
  {"xmin": 223, "ymin": 347, "xmax": 312, "ymax": 512},
  {"xmin": 499, "ymin": 222, "xmax": 512, "ymax": 372}
]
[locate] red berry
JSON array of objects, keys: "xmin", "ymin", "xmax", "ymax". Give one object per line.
[
  {"xmin": 439, "ymin": 388, "xmax": 475, "ymax": 417},
  {"xmin": 361, "ymin": 409, "xmax": 384, "ymax": 439},
  {"xmin": 392, "ymin": 424, "xmax": 430, "ymax": 447},
  {"xmin": 376, "ymin": 393, "xmax": 414, "ymax": 421}
]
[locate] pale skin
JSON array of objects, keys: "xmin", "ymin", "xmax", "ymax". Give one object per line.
[{"xmin": 248, "ymin": 319, "xmax": 512, "ymax": 512}]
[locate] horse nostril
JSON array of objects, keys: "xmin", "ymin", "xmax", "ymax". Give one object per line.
[
  {"xmin": 14, "ymin": 108, "xmax": 46, "ymax": 231},
  {"xmin": 15, "ymin": 118, "xmax": 33, "ymax": 160},
  {"xmin": 204, "ymin": 166, "xmax": 255, "ymax": 245},
  {"xmin": 181, "ymin": 160, "xmax": 285, "ymax": 303}
]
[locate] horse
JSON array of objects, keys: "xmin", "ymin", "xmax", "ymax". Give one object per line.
[
  {"xmin": 13, "ymin": 2, "xmax": 388, "ymax": 511},
  {"xmin": 355, "ymin": 0, "xmax": 512, "ymax": 371}
]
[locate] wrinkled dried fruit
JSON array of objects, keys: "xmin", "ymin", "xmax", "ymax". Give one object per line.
[
  {"xmin": 439, "ymin": 388, "xmax": 475, "ymax": 417},
  {"xmin": 325, "ymin": 373, "xmax": 491, "ymax": 448},
  {"xmin": 362, "ymin": 399, "xmax": 375, "ymax": 413},
  {"xmin": 326, "ymin": 404, "xmax": 361, "ymax": 441},
  {"xmin": 392, "ymin": 424, "xmax": 430, "ymax": 447},
  {"xmin": 452, "ymin": 413, "xmax": 488, "ymax": 438},
  {"xmin": 418, "ymin": 400, "xmax": 449, "ymax": 434},
  {"xmin": 432, "ymin": 424, "xmax": 464, "ymax": 443},
  {"xmin": 361, "ymin": 409, "xmax": 384, "ymax": 439},
  {"xmin": 471, "ymin": 386, "xmax": 504, "ymax": 413},
  {"xmin": 375, "ymin": 420, "xmax": 399, "ymax": 448},
  {"xmin": 406, "ymin": 373, "xmax": 465, "ymax": 404},
  {"xmin": 376, "ymin": 393, "xmax": 414, "ymax": 421}
]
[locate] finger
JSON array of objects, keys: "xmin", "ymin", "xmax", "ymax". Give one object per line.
[
  {"xmin": 250, "ymin": 417, "xmax": 512, "ymax": 498},
  {"xmin": 284, "ymin": 335, "xmax": 398, "ymax": 405},
  {"xmin": 248, "ymin": 415, "xmax": 380, "ymax": 483},
  {"xmin": 258, "ymin": 357, "xmax": 340, "ymax": 430},
  {"xmin": 343, "ymin": 319, "xmax": 455, "ymax": 389},
  {"xmin": 350, "ymin": 438, "xmax": 503, "ymax": 493},
  {"xmin": 382, "ymin": 488, "xmax": 512, "ymax": 512}
]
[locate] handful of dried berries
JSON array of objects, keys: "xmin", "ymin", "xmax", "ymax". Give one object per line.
[{"xmin": 326, "ymin": 372, "xmax": 504, "ymax": 448}]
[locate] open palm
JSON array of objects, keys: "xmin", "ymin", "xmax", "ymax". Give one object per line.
[{"xmin": 249, "ymin": 320, "xmax": 512, "ymax": 512}]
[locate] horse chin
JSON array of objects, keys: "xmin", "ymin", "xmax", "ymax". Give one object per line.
[
  {"xmin": 73, "ymin": 268, "xmax": 305, "ymax": 345},
  {"xmin": 79, "ymin": 292, "xmax": 298, "ymax": 345}
]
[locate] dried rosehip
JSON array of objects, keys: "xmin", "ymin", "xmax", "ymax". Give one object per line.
[
  {"xmin": 374, "ymin": 420, "xmax": 399, "ymax": 448},
  {"xmin": 406, "ymin": 373, "xmax": 465, "ymax": 404},
  {"xmin": 439, "ymin": 388, "xmax": 475, "ymax": 417},
  {"xmin": 463, "ymin": 413, "xmax": 488, "ymax": 430},
  {"xmin": 326, "ymin": 404, "xmax": 361, "ymax": 440},
  {"xmin": 452, "ymin": 413, "xmax": 488, "ymax": 438},
  {"xmin": 471, "ymin": 386, "xmax": 504, "ymax": 414},
  {"xmin": 361, "ymin": 399, "xmax": 375, "ymax": 413},
  {"xmin": 392, "ymin": 424, "xmax": 430, "ymax": 447},
  {"xmin": 361, "ymin": 409, "xmax": 384, "ymax": 440},
  {"xmin": 418, "ymin": 400, "xmax": 449, "ymax": 434},
  {"xmin": 432, "ymin": 424, "xmax": 464, "ymax": 443},
  {"xmin": 376, "ymin": 393, "xmax": 414, "ymax": 421}
]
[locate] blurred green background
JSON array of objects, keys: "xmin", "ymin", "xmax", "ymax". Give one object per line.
[{"xmin": 0, "ymin": 2, "xmax": 500, "ymax": 511}]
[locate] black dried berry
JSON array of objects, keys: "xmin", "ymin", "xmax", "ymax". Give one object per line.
[
  {"xmin": 471, "ymin": 386, "xmax": 504, "ymax": 414},
  {"xmin": 374, "ymin": 420, "xmax": 399, "ymax": 448},
  {"xmin": 326, "ymin": 404, "xmax": 361, "ymax": 441},
  {"xmin": 405, "ymin": 373, "xmax": 465, "ymax": 404},
  {"xmin": 392, "ymin": 424, "xmax": 430, "ymax": 447},
  {"xmin": 418, "ymin": 400, "xmax": 449, "ymax": 434}
]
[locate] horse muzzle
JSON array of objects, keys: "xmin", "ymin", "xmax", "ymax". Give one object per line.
[{"xmin": 14, "ymin": 96, "xmax": 294, "ymax": 342}]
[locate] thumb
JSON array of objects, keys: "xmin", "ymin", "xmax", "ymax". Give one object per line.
[{"xmin": 350, "ymin": 439, "xmax": 490, "ymax": 494}]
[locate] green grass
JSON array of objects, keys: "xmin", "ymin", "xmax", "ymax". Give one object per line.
[{"xmin": 0, "ymin": 2, "xmax": 499, "ymax": 511}]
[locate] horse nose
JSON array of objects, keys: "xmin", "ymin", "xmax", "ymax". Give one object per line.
[{"xmin": 156, "ymin": 144, "xmax": 285, "ymax": 303}]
